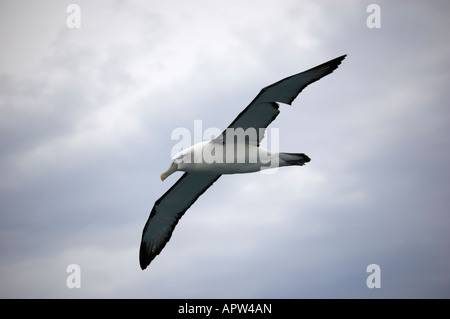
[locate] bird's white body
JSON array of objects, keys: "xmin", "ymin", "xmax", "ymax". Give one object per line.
[
  {"xmin": 172, "ymin": 140, "xmax": 278, "ymax": 175},
  {"xmin": 161, "ymin": 139, "xmax": 310, "ymax": 181}
]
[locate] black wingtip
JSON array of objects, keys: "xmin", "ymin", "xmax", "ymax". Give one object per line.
[
  {"xmin": 337, "ymin": 54, "xmax": 347, "ymax": 63},
  {"xmin": 139, "ymin": 244, "xmax": 148, "ymax": 270},
  {"xmin": 326, "ymin": 54, "xmax": 347, "ymax": 70},
  {"xmin": 139, "ymin": 241, "xmax": 153, "ymax": 270}
]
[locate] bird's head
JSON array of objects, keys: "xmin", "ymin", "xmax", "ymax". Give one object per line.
[{"xmin": 160, "ymin": 161, "xmax": 178, "ymax": 181}]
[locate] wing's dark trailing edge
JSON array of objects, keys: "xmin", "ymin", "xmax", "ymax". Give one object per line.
[{"xmin": 139, "ymin": 55, "xmax": 346, "ymax": 269}]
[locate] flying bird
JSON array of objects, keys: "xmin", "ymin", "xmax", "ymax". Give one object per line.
[{"xmin": 140, "ymin": 55, "xmax": 346, "ymax": 269}]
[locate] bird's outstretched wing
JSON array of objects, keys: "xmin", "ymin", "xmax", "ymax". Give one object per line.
[
  {"xmin": 217, "ymin": 55, "xmax": 346, "ymax": 145},
  {"xmin": 139, "ymin": 172, "xmax": 221, "ymax": 269}
]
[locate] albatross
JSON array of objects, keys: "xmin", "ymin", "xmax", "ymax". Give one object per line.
[{"xmin": 140, "ymin": 55, "xmax": 346, "ymax": 269}]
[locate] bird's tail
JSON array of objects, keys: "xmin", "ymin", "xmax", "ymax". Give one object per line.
[{"xmin": 279, "ymin": 153, "xmax": 311, "ymax": 166}]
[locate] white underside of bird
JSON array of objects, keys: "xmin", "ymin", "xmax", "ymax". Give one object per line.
[{"xmin": 161, "ymin": 138, "xmax": 310, "ymax": 180}]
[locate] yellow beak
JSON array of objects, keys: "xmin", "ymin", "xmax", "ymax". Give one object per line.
[{"xmin": 160, "ymin": 161, "xmax": 178, "ymax": 181}]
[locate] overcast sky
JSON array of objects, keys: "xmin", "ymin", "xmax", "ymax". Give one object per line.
[{"xmin": 1, "ymin": 0, "xmax": 449, "ymax": 298}]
